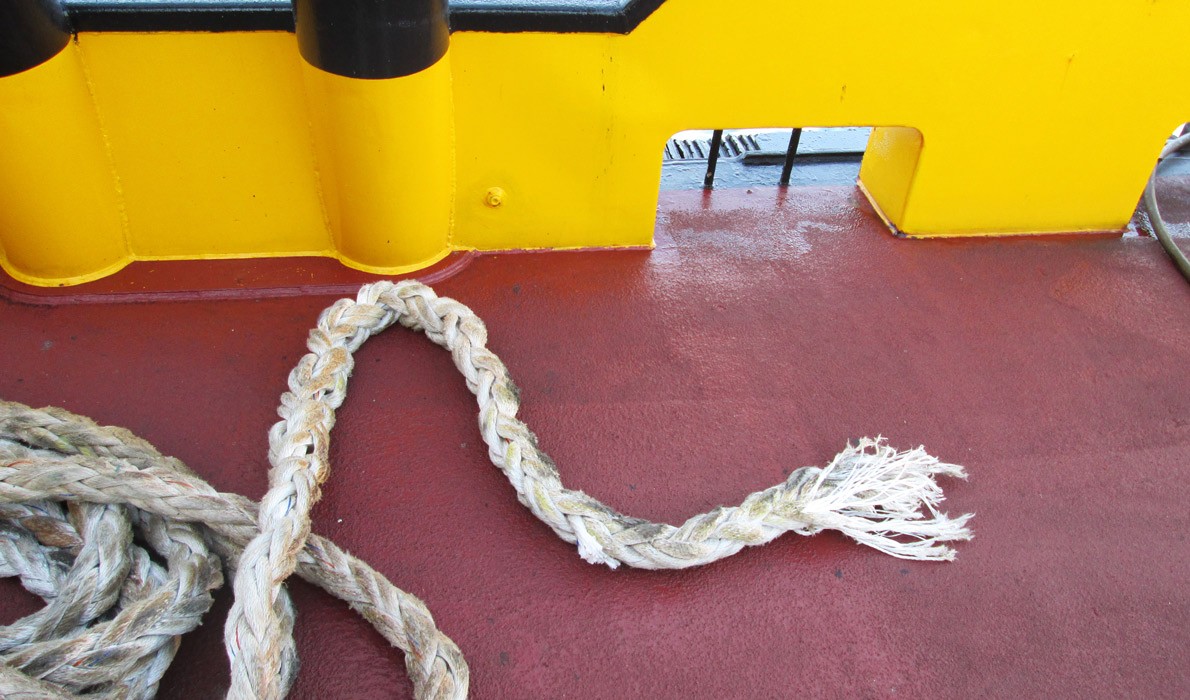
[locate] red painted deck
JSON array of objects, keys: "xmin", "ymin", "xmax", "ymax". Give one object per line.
[{"xmin": 2, "ymin": 186, "xmax": 1188, "ymax": 698}]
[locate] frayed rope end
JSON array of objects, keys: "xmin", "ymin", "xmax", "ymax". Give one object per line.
[
  {"xmin": 569, "ymin": 514, "xmax": 621, "ymax": 569},
  {"xmin": 798, "ymin": 437, "xmax": 974, "ymax": 561}
]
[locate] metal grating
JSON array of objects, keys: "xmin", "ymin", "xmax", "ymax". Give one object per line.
[{"xmin": 663, "ymin": 133, "xmax": 762, "ymax": 162}]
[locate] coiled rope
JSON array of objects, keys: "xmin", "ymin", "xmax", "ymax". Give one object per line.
[{"xmin": 0, "ymin": 280, "xmax": 973, "ymax": 699}]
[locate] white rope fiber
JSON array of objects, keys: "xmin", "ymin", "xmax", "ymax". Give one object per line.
[{"xmin": 0, "ymin": 280, "xmax": 973, "ymax": 698}]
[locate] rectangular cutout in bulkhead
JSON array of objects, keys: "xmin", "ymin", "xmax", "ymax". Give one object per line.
[{"xmin": 660, "ymin": 127, "xmax": 871, "ymax": 190}]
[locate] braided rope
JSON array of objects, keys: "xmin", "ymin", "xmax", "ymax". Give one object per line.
[
  {"xmin": 0, "ymin": 280, "xmax": 972, "ymax": 698},
  {"xmin": 0, "ymin": 405, "xmax": 467, "ymax": 699}
]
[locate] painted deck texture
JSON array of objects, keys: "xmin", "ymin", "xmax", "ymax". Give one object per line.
[{"xmin": 1, "ymin": 185, "xmax": 1187, "ymax": 698}]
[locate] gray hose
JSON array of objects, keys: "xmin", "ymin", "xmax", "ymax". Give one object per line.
[{"xmin": 1143, "ymin": 132, "xmax": 1190, "ymax": 283}]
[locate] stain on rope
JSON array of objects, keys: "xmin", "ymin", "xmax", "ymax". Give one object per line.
[{"xmin": 0, "ymin": 280, "xmax": 973, "ymax": 698}]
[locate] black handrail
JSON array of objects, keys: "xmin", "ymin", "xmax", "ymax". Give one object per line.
[{"xmin": 61, "ymin": 0, "xmax": 668, "ymax": 34}]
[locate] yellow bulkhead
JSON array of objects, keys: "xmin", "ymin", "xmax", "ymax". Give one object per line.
[{"xmin": 1, "ymin": 0, "xmax": 1188, "ymax": 286}]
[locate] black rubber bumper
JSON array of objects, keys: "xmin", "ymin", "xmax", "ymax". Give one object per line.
[
  {"xmin": 294, "ymin": 0, "xmax": 449, "ymax": 79},
  {"xmin": 0, "ymin": 0, "xmax": 71, "ymax": 77}
]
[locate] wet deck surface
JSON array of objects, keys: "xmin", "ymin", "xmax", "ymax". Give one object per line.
[{"xmin": 2, "ymin": 185, "xmax": 1188, "ymax": 698}]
